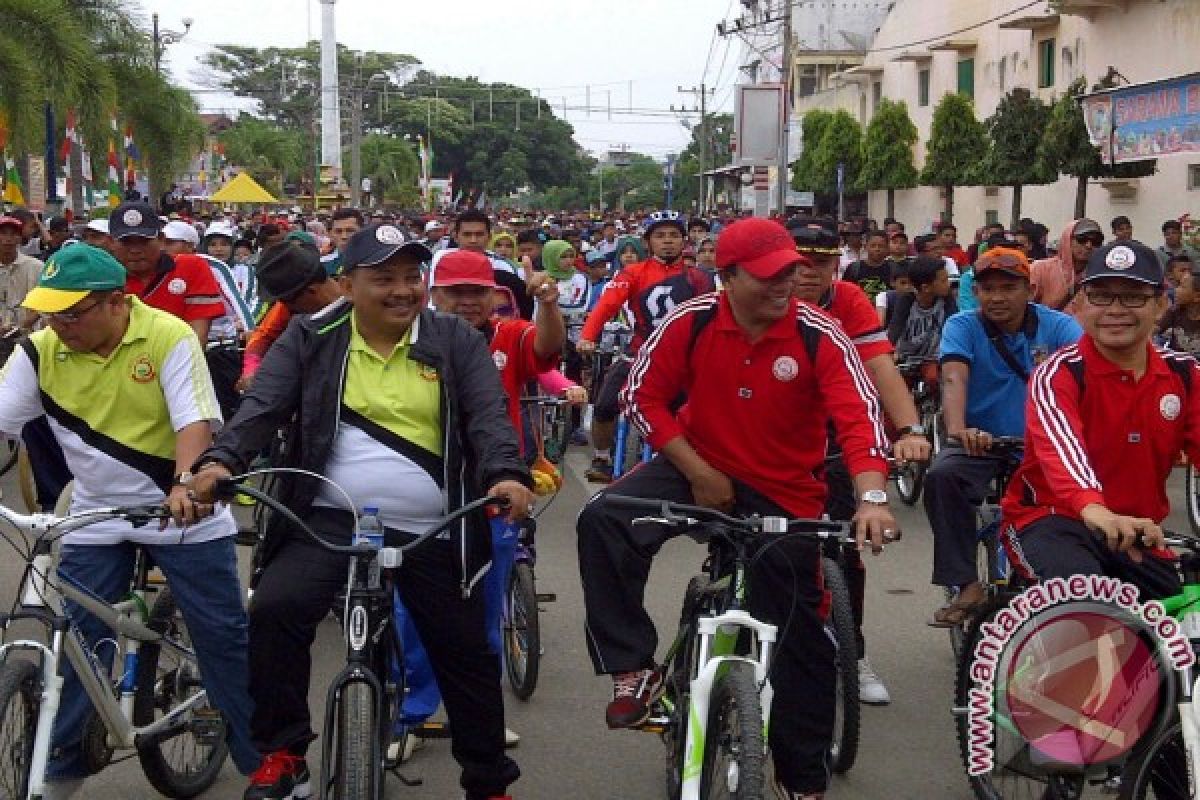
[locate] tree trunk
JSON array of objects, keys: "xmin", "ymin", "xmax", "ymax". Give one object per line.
[
  {"xmin": 1010, "ymin": 184, "xmax": 1022, "ymax": 231},
  {"xmin": 886, "ymin": 188, "xmax": 895, "ymax": 221},
  {"xmin": 1074, "ymin": 175, "xmax": 1088, "ymax": 219},
  {"xmin": 944, "ymin": 185, "xmax": 954, "ymax": 223}
]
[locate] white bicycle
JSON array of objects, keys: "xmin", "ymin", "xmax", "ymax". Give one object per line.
[{"xmin": 0, "ymin": 503, "xmax": 228, "ymax": 800}]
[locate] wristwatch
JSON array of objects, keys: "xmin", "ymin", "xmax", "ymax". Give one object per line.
[
  {"xmin": 897, "ymin": 424, "xmax": 928, "ymax": 438},
  {"xmin": 172, "ymin": 471, "xmax": 194, "ymax": 488},
  {"xmin": 860, "ymin": 489, "xmax": 889, "ymax": 506}
]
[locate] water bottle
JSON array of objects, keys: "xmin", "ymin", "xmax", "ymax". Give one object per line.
[{"xmin": 356, "ymin": 506, "xmax": 384, "ymax": 550}]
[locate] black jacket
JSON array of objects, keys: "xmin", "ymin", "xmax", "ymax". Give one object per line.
[{"xmin": 199, "ymin": 299, "xmax": 530, "ymax": 596}]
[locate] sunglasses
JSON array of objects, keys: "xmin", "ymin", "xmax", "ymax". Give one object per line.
[
  {"xmin": 1083, "ymin": 288, "xmax": 1159, "ymax": 308},
  {"xmin": 1075, "ymin": 234, "xmax": 1104, "ymax": 247}
]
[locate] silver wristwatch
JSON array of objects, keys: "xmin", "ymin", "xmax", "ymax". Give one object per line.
[{"xmin": 860, "ymin": 489, "xmax": 889, "ymax": 506}]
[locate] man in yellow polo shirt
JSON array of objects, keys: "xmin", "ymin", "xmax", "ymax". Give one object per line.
[
  {"xmin": 191, "ymin": 223, "xmax": 534, "ymax": 800},
  {"xmin": 0, "ymin": 244, "xmax": 258, "ymax": 799}
]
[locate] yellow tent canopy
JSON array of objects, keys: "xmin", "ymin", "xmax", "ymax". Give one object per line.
[{"xmin": 209, "ymin": 172, "xmax": 277, "ymax": 204}]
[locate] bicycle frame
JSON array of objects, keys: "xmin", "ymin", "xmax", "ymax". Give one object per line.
[
  {"xmin": 0, "ymin": 512, "xmax": 207, "ymax": 800},
  {"xmin": 612, "ymin": 413, "xmax": 653, "ymax": 480}
]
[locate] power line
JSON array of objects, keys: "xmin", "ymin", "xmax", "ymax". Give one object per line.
[{"xmin": 866, "ymin": 0, "xmax": 1043, "ymax": 54}]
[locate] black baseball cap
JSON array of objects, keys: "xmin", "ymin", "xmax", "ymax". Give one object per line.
[
  {"xmin": 255, "ymin": 241, "xmax": 326, "ymax": 302},
  {"xmin": 787, "ymin": 216, "xmax": 841, "ymax": 255},
  {"xmin": 342, "ymin": 224, "xmax": 432, "ymax": 271},
  {"xmin": 109, "ymin": 202, "xmax": 163, "ymax": 240},
  {"xmin": 1082, "ymin": 240, "xmax": 1164, "ymax": 287}
]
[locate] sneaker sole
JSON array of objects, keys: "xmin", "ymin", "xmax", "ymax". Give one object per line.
[
  {"xmin": 605, "ymin": 682, "xmax": 665, "ymax": 729},
  {"xmin": 289, "ymin": 780, "xmax": 314, "ymax": 800}
]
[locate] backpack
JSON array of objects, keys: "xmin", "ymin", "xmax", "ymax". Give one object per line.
[{"xmin": 1064, "ymin": 349, "xmax": 1193, "ymax": 396}]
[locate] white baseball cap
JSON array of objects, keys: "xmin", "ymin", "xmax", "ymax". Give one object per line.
[
  {"xmin": 162, "ymin": 220, "xmax": 200, "ymax": 246},
  {"xmin": 425, "ymin": 220, "xmax": 445, "ymax": 233},
  {"xmin": 84, "ymin": 219, "xmax": 109, "ymax": 235},
  {"xmin": 205, "ymin": 220, "xmax": 236, "ymax": 240}
]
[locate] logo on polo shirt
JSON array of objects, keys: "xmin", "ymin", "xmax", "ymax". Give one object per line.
[
  {"xmin": 492, "ymin": 351, "xmax": 508, "ymax": 370},
  {"xmin": 772, "ymin": 355, "xmax": 799, "ymax": 382},
  {"xmin": 1106, "ymin": 246, "xmax": 1136, "ymax": 271},
  {"xmin": 131, "ymin": 354, "xmax": 156, "ymax": 383},
  {"xmin": 167, "ymin": 278, "xmax": 187, "ymax": 295},
  {"xmin": 122, "ymin": 209, "xmax": 143, "ymax": 227},
  {"xmin": 419, "ymin": 364, "xmax": 439, "ymax": 382},
  {"xmin": 1161, "ymin": 393, "xmax": 1182, "ymax": 421}
]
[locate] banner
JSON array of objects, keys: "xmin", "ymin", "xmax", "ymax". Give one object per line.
[
  {"xmin": 27, "ymin": 155, "xmax": 46, "ymax": 212},
  {"xmin": 1082, "ymin": 72, "xmax": 1200, "ymax": 164}
]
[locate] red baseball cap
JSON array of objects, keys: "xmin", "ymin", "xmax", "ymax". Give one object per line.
[
  {"xmin": 0, "ymin": 216, "xmax": 21, "ymax": 232},
  {"xmin": 432, "ymin": 250, "xmax": 496, "ymax": 288},
  {"xmin": 715, "ymin": 217, "xmax": 810, "ymax": 279}
]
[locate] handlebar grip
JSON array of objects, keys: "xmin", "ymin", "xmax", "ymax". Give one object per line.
[
  {"xmin": 213, "ymin": 478, "xmax": 240, "ymax": 502},
  {"xmin": 605, "ymin": 494, "xmax": 672, "ymax": 513}
]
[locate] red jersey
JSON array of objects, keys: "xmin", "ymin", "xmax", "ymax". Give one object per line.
[
  {"xmin": 1002, "ymin": 336, "xmax": 1200, "ymax": 532},
  {"xmin": 125, "ymin": 253, "xmax": 224, "ymax": 323},
  {"xmin": 621, "ymin": 293, "xmax": 888, "ymax": 517},
  {"xmin": 581, "ymin": 257, "xmax": 714, "ymax": 350},
  {"xmin": 488, "ymin": 318, "xmax": 558, "ymax": 455},
  {"xmin": 817, "ymin": 280, "xmax": 894, "ymax": 362}
]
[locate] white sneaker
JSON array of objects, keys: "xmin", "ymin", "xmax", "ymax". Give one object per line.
[
  {"xmin": 504, "ymin": 726, "xmax": 520, "ymax": 748},
  {"xmin": 857, "ymin": 658, "xmax": 891, "ymax": 705},
  {"xmin": 386, "ymin": 731, "xmax": 425, "ymax": 764}
]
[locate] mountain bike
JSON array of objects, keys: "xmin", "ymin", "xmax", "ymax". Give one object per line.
[
  {"xmin": 502, "ymin": 518, "xmax": 557, "ymax": 702},
  {"xmin": 892, "ymin": 357, "xmax": 941, "ymax": 506},
  {"xmin": 609, "ymin": 495, "xmax": 853, "ymax": 800},
  {"xmin": 0, "ymin": 503, "xmax": 228, "ymax": 800},
  {"xmin": 214, "ymin": 474, "xmax": 505, "ymax": 800},
  {"xmin": 821, "ymin": 537, "xmax": 860, "ymax": 774}
]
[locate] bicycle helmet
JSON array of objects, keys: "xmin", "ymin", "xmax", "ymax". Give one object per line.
[{"xmin": 643, "ymin": 209, "xmax": 687, "ymax": 237}]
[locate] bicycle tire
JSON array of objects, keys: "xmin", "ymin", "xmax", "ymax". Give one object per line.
[
  {"xmin": 953, "ymin": 603, "xmax": 1106, "ymax": 800},
  {"xmin": 699, "ymin": 661, "xmax": 766, "ymax": 799},
  {"xmin": 504, "ymin": 562, "xmax": 541, "ymax": 701},
  {"xmin": 1117, "ymin": 719, "xmax": 1188, "ymax": 800},
  {"xmin": 949, "ymin": 528, "xmax": 999, "ymax": 661},
  {"xmin": 1187, "ymin": 466, "xmax": 1200, "ymax": 537},
  {"xmin": 134, "ymin": 589, "xmax": 230, "ymax": 798},
  {"xmin": 0, "ymin": 659, "xmax": 38, "ymax": 800},
  {"xmin": 822, "ymin": 557, "xmax": 861, "ymax": 774},
  {"xmin": 894, "ymin": 461, "xmax": 925, "ymax": 506},
  {"xmin": 333, "ymin": 681, "xmax": 377, "ymax": 800}
]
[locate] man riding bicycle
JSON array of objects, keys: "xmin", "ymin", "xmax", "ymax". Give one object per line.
[
  {"xmin": 0, "ymin": 245, "xmax": 258, "ymax": 799},
  {"xmin": 577, "ymin": 210, "xmax": 715, "ymax": 482},
  {"xmin": 1002, "ymin": 240, "xmax": 1193, "ymax": 601},
  {"xmin": 925, "ymin": 247, "xmax": 1082, "ymax": 626},
  {"xmin": 576, "ymin": 218, "xmax": 897, "ymax": 800}
]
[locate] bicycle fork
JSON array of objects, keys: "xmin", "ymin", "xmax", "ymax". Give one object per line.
[
  {"xmin": 678, "ymin": 610, "xmax": 777, "ymax": 800},
  {"xmin": 1177, "ymin": 666, "xmax": 1200, "ymax": 795}
]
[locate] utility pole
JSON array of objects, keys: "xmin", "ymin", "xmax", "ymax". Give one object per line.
[
  {"xmin": 675, "ymin": 83, "xmax": 713, "ymax": 212},
  {"xmin": 776, "ymin": 0, "xmax": 793, "ymax": 216}
]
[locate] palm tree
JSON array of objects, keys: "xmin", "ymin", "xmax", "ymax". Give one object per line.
[
  {"xmin": 356, "ymin": 134, "xmax": 419, "ymax": 206},
  {"xmin": 220, "ymin": 115, "xmax": 304, "ymax": 195}
]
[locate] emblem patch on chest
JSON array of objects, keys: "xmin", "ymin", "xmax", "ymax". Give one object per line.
[
  {"xmin": 1160, "ymin": 393, "xmax": 1182, "ymax": 421},
  {"xmin": 131, "ymin": 354, "xmax": 156, "ymax": 383},
  {"xmin": 772, "ymin": 355, "xmax": 798, "ymax": 382}
]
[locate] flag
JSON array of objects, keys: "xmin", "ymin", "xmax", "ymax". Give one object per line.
[
  {"xmin": 3, "ymin": 154, "xmax": 24, "ymax": 205},
  {"xmin": 124, "ymin": 125, "xmax": 140, "ymax": 161},
  {"xmin": 60, "ymin": 108, "xmax": 76, "ymax": 162},
  {"xmin": 106, "ymin": 140, "xmax": 121, "ymax": 207},
  {"xmin": 474, "ymin": 188, "xmax": 488, "ymax": 210}
]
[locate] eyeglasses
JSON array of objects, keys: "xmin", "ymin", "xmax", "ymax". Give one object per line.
[
  {"xmin": 1083, "ymin": 288, "xmax": 1159, "ymax": 308},
  {"xmin": 44, "ymin": 296, "xmax": 107, "ymax": 324},
  {"xmin": 1075, "ymin": 234, "xmax": 1104, "ymax": 248}
]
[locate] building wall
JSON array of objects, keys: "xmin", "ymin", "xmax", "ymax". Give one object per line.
[{"xmin": 802, "ymin": 0, "xmax": 1200, "ymax": 240}]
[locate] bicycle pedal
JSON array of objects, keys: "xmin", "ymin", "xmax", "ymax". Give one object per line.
[
  {"xmin": 146, "ymin": 568, "xmax": 167, "ymax": 585},
  {"xmin": 535, "ymin": 592, "xmax": 557, "ymax": 603},
  {"xmin": 412, "ymin": 721, "xmax": 451, "ymax": 739},
  {"xmin": 191, "ymin": 709, "xmax": 225, "ymax": 746},
  {"xmin": 636, "ymin": 714, "xmax": 670, "ymax": 734}
]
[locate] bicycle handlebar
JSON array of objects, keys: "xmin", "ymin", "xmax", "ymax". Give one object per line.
[
  {"xmin": 520, "ymin": 395, "xmax": 570, "ymax": 407},
  {"xmin": 943, "ymin": 435, "xmax": 1025, "ymax": 452},
  {"xmin": 0, "ymin": 503, "xmax": 172, "ymax": 540},
  {"xmin": 215, "ymin": 477, "xmax": 507, "ymax": 561},
  {"xmin": 605, "ymin": 495, "xmax": 851, "ymax": 541}
]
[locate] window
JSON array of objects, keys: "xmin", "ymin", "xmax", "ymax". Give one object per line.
[
  {"xmin": 1037, "ymin": 39, "xmax": 1055, "ymax": 88},
  {"xmin": 918, "ymin": 68, "xmax": 930, "ymax": 107},
  {"xmin": 872, "ymin": 81, "xmax": 882, "ymax": 113},
  {"xmin": 1189, "ymin": 164, "xmax": 1200, "ymax": 191},
  {"xmin": 985, "ymin": 210, "xmax": 1000, "ymax": 226},
  {"xmin": 957, "ymin": 58, "xmax": 975, "ymax": 99}
]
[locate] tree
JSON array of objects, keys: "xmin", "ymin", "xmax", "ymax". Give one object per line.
[
  {"xmin": 1036, "ymin": 78, "xmax": 1156, "ymax": 218},
  {"xmin": 975, "ymin": 89, "xmax": 1056, "ymax": 228},
  {"xmin": 811, "ymin": 110, "xmax": 863, "ymax": 196},
  {"xmin": 674, "ymin": 113, "xmax": 733, "ymax": 211},
  {"xmin": 859, "ymin": 99, "xmax": 918, "ymax": 220},
  {"xmin": 356, "ymin": 133, "xmax": 418, "ymax": 206},
  {"xmin": 791, "ymin": 110, "xmax": 832, "ymax": 192},
  {"xmin": 220, "ymin": 114, "xmax": 304, "ymax": 194},
  {"xmin": 920, "ymin": 92, "xmax": 988, "ymax": 222}
]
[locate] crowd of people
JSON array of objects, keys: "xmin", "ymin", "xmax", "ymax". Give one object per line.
[{"xmin": 0, "ymin": 195, "xmax": 1198, "ymax": 800}]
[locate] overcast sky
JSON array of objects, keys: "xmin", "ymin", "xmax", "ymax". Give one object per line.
[{"xmin": 141, "ymin": 0, "xmax": 745, "ymax": 160}]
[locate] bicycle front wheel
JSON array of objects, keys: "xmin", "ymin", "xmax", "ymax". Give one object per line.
[
  {"xmin": 0, "ymin": 659, "xmax": 39, "ymax": 800},
  {"xmin": 699, "ymin": 661, "xmax": 766, "ymax": 800},
  {"xmin": 332, "ymin": 681, "xmax": 378, "ymax": 800},
  {"xmin": 822, "ymin": 557, "xmax": 860, "ymax": 774},
  {"xmin": 504, "ymin": 562, "xmax": 541, "ymax": 701},
  {"xmin": 135, "ymin": 589, "xmax": 229, "ymax": 798},
  {"xmin": 1187, "ymin": 466, "xmax": 1200, "ymax": 537},
  {"xmin": 1118, "ymin": 719, "xmax": 1189, "ymax": 800}
]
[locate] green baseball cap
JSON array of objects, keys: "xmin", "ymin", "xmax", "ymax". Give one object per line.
[{"xmin": 23, "ymin": 243, "xmax": 127, "ymax": 314}]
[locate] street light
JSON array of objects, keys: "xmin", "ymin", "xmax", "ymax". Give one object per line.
[{"xmin": 152, "ymin": 13, "xmax": 192, "ymax": 75}]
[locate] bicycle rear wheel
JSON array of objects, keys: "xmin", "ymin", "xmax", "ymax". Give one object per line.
[
  {"xmin": 332, "ymin": 681, "xmax": 377, "ymax": 800},
  {"xmin": 0, "ymin": 659, "xmax": 38, "ymax": 800},
  {"xmin": 504, "ymin": 562, "xmax": 541, "ymax": 701},
  {"xmin": 699, "ymin": 661, "xmax": 766, "ymax": 800},
  {"xmin": 135, "ymin": 589, "xmax": 229, "ymax": 798},
  {"xmin": 822, "ymin": 557, "xmax": 860, "ymax": 774},
  {"xmin": 1187, "ymin": 466, "xmax": 1200, "ymax": 537},
  {"xmin": 1118, "ymin": 719, "xmax": 1189, "ymax": 799}
]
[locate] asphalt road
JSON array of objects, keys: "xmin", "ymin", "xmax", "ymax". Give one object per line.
[{"xmin": 0, "ymin": 452, "xmax": 1193, "ymax": 799}]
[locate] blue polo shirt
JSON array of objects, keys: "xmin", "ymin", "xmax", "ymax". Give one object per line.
[{"xmin": 939, "ymin": 304, "xmax": 1082, "ymax": 437}]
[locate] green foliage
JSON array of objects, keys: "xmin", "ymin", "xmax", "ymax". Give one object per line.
[
  {"xmin": 811, "ymin": 110, "xmax": 863, "ymax": 194},
  {"xmin": 792, "ymin": 110, "xmax": 832, "ymax": 191},
  {"xmin": 1036, "ymin": 78, "xmax": 1156, "ymax": 182},
  {"xmin": 920, "ymin": 92, "xmax": 987, "ymax": 189},
  {"xmin": 114, "ymin": 61, "xmax": 205, "ymax": 197},
  {"xmin": 220, "ymin": 114, "xmax": 304, "ymax": 194},
  {"xmin": 674, "ymin": 113, "xmax": 732, "ymax": 211},
  {"xmin": 976, "ymin": 89, "xmax": 1055, "ymax": 187},
  {"xmin": 356, "ymin": 133, "xmax": 418, "ymax": 206},
  {"xmin": 859, "ymin": 99, "xmax": 918, "ymax": 191}
]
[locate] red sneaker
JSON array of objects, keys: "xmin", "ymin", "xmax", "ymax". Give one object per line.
[
  {"xmin": 605, "ymin": 668, "xmax": 663, "ymax": 728},
  {"xmin": 244, "ymin": 750, "xmax": 311, "ymax": 799}
]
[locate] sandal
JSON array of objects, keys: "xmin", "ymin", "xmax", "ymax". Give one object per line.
[{"xmin": 927, "ymin": 598, "xmax": 984, "ymax": 628}]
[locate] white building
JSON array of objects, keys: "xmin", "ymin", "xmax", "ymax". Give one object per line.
[{"xmin": 790, "ymin": 0, "xmax": 1200, "ymax": 240}]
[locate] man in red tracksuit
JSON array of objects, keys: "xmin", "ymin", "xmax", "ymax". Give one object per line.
[
  {"xmin": 1003, "ymin": 239, "xmax": 1194, "ymax": 595},
  {"xmin": 576, "ymin": 217, "xmax": 898, "ymax": 800}
]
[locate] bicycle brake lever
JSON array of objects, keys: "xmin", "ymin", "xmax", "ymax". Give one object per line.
[{"xmin": 632, "ymin": 515, "xmax": 697, "ymax": 528}]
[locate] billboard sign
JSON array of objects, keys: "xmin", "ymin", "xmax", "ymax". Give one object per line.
[
  {"xmin": 735, "ymin": 84, "xmax": 785, "ymax": 166},
  {"xmin": 1082, "ymin": 72, "xmax": 1200, "ymax": 164}
]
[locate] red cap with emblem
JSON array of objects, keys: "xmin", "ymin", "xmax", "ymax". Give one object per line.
[{"xmin": 715, "ymin": 217, "xmax": 810, "ymax": 279}]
